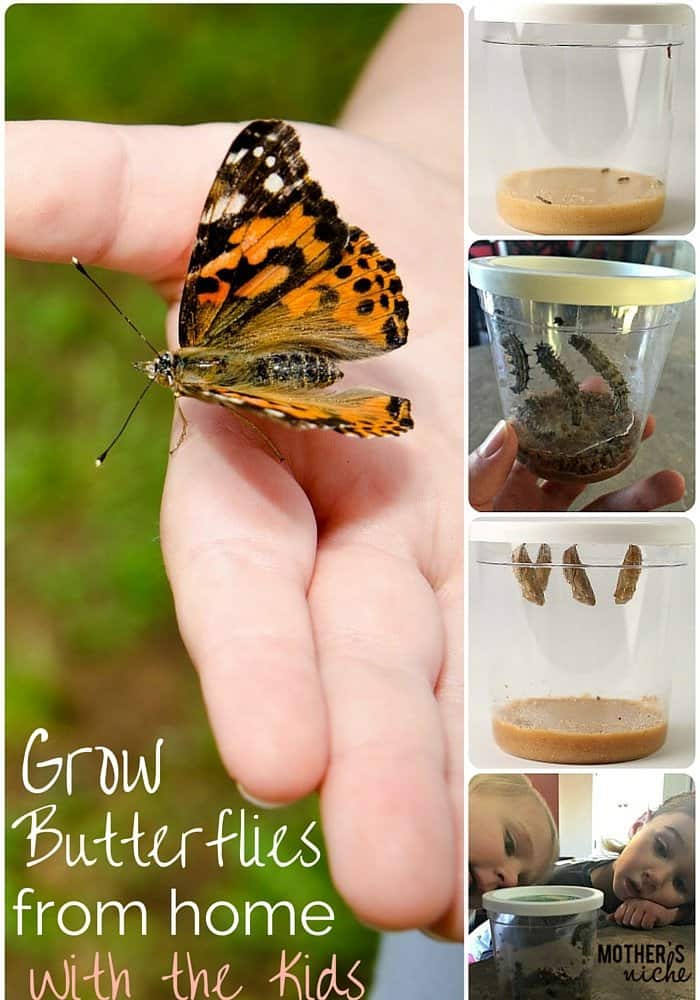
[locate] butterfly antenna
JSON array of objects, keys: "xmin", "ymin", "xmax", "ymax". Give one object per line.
[
  {"xmin": 96, "ymin": 379, "xmax": 155, "ymax": 467},
  {"xmin": 72, "ymin": 257, "xmax": 162, "ymax": 356}
]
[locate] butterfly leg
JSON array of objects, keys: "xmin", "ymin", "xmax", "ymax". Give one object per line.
[
  {"xmin": 170, "ymin": 397, "xmax": 189, "ymax": 455},
  {"xmin": 230, "ymin": 410, "xmax": 285, "ymax": 464}
]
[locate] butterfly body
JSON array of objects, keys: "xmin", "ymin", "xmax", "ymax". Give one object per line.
[
  {"xmin": 148, "ymin": 119, "xmax": 413, "ymax": 439},
  {"xmin": 138, "ymin": 347, "xmax": 343, "ymax": 393}
]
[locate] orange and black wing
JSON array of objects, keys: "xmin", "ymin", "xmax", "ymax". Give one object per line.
[
  {"xmin": 244, "ymin": 225, "xmax": 409, "ymax": 359},
  {"xmin": 179, "ymin": 120, "xmax": 348, "ymax": 348},
  {"xmin": 178, "ymin": 120, "xmax": 409, "ymax": 361},
  {"xmin": 182, "ymin": 383, "xmax": 413, "ymax": 438}
]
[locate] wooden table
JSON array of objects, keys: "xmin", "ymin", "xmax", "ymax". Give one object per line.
[{"xmin": 468, "ymin": 922, "xmax": 694, "ymax": 999}]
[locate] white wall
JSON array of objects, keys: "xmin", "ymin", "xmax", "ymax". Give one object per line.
[{"xmin": 558, "ymin": 774, "xmax": 593, "ymax": 859}]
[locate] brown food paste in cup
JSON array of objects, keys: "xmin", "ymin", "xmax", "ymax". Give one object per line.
[
  {"xmin": 493, "ymin": 695, "xmax": 667, "ymax": 764},
  {"xmin": 497, "ymin": 167, "xmax": 665, "ymax": 235}
]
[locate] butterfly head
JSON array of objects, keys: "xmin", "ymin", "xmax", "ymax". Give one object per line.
[{"xmin": 134, "ymin": 353, "xmax": 175, "ymax": 388}]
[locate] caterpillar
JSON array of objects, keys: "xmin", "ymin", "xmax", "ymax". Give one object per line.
[
  {"xmin": 512, "ymin": 544, "xmax": 545, "ymax": 606},
  {"xmin": 534, "ymin": 342, "xmax": 583, "ymax": 425},
  {"xmin": 535, "ymin": 543, "xmax": 552, "ymax": 593},
  {"xmin": 500, "ymin": 332, "xmax": 530, "ymax": 394},
  {"xmin": 569, "ymin": 334, "xmax": 630, "ymax": 414},
  {"xmin": 563, "ymin": 545, "xmax": 596, "ymax": 606},
  {"xmin": 614, "ymin": 544, "xmax": 643, "ymax": 605}
]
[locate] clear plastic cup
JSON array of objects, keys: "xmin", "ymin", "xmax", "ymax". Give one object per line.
[
  {"xmin": 482, "ymin": 886, "xmax": 604, "ymax": 1000},
  {"xmin": 471, "ymin": 518, "xmax": 692, "ymax": 765},
  {"xmin": 473, "ymin": 4, "xmax": 690, "ymax": 234},
  {"xmin": 469, "ymin": 256, "xmax": 695, "ymax": 484}
]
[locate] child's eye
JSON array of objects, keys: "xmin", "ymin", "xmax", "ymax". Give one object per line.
[
  {"xmin": 654, "ymin": 836, "xmax": 669, "ymax": 858},
  {"xmin": 504, "ymin": 830, "xmax": 516, "ymax": 856},
  {"xmin": 673, "ymin": 877, "xmax": 687, "ymax": 895}
]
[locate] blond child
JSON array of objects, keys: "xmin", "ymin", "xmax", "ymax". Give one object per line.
[
  {"xmin": 469, "ymin": 774, "xmax": 560, "ymax": 912},
  {"xmin": 549, "ymin": 791, "xmax": 694, "ymax": 929}
]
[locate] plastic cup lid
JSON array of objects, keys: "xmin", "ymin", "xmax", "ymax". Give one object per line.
[
  {"xmin": 482, "ymin": 885, "xmax": 604, "ymax": 916},
  {"xmin": 473, "ymin": 4, "xmax": 690, "ymax": 25},
  {"xmin": 469, "ymin": 257, "xmax": 695, "ymax": 307},
  {"xmin": 470, "ymin": 517, "xmax": 693, "ymax": 547}
]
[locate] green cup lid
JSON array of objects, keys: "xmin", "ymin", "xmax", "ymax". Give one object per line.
[{"xmin": 482, "ymin": 885, "xmax": 604, "ymax": 916}]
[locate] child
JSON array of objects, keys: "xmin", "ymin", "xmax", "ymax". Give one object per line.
[
  {"xmin": 468, "ymin": 774, "xmax": 560, "ymax": 962},
  {"xmin": 469, "ymin": 774, "xmax": 560, "ymax": 913},
  {"xmin": 549, "ymin": 791, "xmax": 695, "ymax": 929}
]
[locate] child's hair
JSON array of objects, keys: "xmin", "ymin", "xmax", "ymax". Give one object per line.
[
  {"xmin": 602, "ymin": 789, "xmax": 695, "ymax": 854},
  {"xmin": 651, "ymin": 790, "xmax": 695, "ymax": 822},
  {"xmin": 470, "ymin": 774, "xmax": 560, "ymax": 883}
]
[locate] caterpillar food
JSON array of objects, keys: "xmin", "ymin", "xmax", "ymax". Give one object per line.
[
  {"xmin": 512, "ymin": 544, "xmax": 545, "ymax": 606},
  {"xmin": 569, "ymin": 334, "xmax": 630, "ymax": 414},
  {"xmin": 500, "ymin": 332, "xmax": 530, "ymax": 394},
  {"xmin": 614, "ymin": 544, "xmax": 643, "ymax": 605},
  {"xmin": 534, "ymin": 342, "xmax": 583, "ymax": 426},
  {"xmin": 563, "ymin": 545, "xmax": 596, "ymax": 606}
]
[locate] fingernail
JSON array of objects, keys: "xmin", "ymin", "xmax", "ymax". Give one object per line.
[
  {"xmin": 236, "ymin": 782, "xmax": 288, "ymax": 810},
  {"xmin": 478, "ymin": 420, "xmax": 507, "ymax": 458}
]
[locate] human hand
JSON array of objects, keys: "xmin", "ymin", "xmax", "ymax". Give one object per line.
[
  {"xmin": 609, "ymin": 898, "xmax": 679, "ymax": 929},
  {"xmin": 469, "ymin": 420, "xmax": 685, "ymax": 512},
  {"xmin": 7, "ymin": 120, "xmax": 463, "ymax": 938}
]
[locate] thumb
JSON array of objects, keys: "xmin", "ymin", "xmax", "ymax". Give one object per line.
[{"xmin": 469, "ymin": 421, "xmax": 519, "ymax": 511}]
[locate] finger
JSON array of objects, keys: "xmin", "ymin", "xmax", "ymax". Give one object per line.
[
  {"xmin": 7, "ymin": 121, "xmax": 241, "ymax": 279},
  {"xmin": 469, "ymin": 421, "xmax": 520, "ymax": 510},
  {"xmin": 311, "ymin": 542, "xmax": 454, "ymax": 930},
  {"xmin": 539, "ymin": 478, "xmax": 588, "ymax": 510},
  {"xmin": 488, "ymin": 459, "xmax": 543, "ymax": 511},
  {"xmin": 583, "ymin": 470, "xmax": 686, "ymax": 512},
  {"xmin": 630, "ymin": 909, "xmax": 644, "ymax": 928},
  {"xmin": 642, "ymin": 413, "xmax": 656, "ymax": 441},
  {"xmin": 429, "ymin": 568, "xmax": 464, "ymax": 939},
  {"xmin": 160, "ymin": 400, "xmax": 328, "ymax": 803}
]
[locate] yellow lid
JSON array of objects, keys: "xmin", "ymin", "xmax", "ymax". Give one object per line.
[{"xmin": 469, "ymin": 256, "xmax": 695, "ymax": 306}]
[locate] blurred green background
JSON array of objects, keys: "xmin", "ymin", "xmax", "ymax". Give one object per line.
[{"xmin": 7, "ymin": 5, "xmax": 400, "ymax": 996}]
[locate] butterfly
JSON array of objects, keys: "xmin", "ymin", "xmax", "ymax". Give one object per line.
[{"xmin": 87, "ymin": 119, "xmax": 412, "ymax": 459}]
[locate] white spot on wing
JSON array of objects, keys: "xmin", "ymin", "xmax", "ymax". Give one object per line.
[
  {"xmin": 230, "ymin": 192, "xmax": 247, "ymax": 214},
  {"xmin": 228, "ymin": 148, "xmax": 247, "ymax": 166},
  {"xmin": 265, "ymin": 155, "xmax": 276, "ymax": 167},
  {"xmin": 253, "ymin": 145, "xmax": 264, "ymax": 157},
  {"xmin": 264, "ymin": 173, "xmax": 284, "ymax": 194},
  {"xmin": 205, "ymin": 192, "xmax": 246, "ymax": 222}
]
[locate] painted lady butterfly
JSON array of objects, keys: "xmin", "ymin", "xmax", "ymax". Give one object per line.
[{"xmin": 83, "ymin": 119, "xmax": 413, "ymax": 460}]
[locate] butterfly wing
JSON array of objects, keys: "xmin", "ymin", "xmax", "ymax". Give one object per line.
[
  {"xmin": 178, "ymin": 120, "xmax": 409, "ymax": 361},
  {"xmin": 242, "ymin": 225, "xmax": 409, "ymax": 359},
  {"xmin": 183, "ymin": 383, "xmax": 413, "ymax": 438},
  {"xmin": 179, "ymin": 120, "xmax": 349, "ymax": 348}
]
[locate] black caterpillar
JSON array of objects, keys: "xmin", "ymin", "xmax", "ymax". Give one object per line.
[
  {"xmin": 534, "ymin": 342, "xmax": 583, "ymax": 425},
  {"xmin": 500, "ymin": 332, "xmax": 530, "ymax": 394},
  {"xmin": 569, "ymin": 334, "xmax": 630, "ymax": 414}
]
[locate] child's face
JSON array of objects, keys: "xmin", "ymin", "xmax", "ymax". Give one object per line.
[
  {"xmin": 612, "ymin": 811, "xmax": 695, "ymax": 910},
  {"xmin": 469, "ymin": 789, "xmax": 554, "ymax": 907}
]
